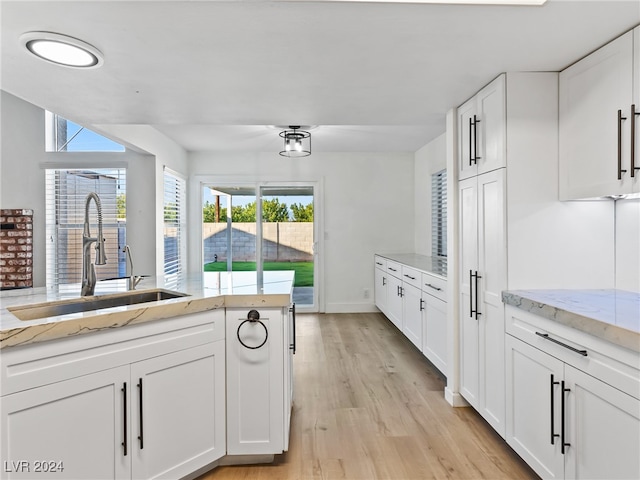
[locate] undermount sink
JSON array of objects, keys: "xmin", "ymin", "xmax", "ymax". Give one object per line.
[{"xmin": 9, "ymin": 289, "xmax": 189, "ymax": 321}]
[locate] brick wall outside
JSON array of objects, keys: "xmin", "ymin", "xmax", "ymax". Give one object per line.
[
  {"xmin": 203, "ymin": 222, "xmax": 313, "ymax": 264},
  {"xmin": 0, "ymin": 209, "xmax": 33, "ymax": 289}
]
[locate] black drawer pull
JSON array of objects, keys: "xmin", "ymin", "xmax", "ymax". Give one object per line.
[
  {"xmin": 376, "ymin": 262, "xmax": 383, "ymax": 266},
  {"xmin": 535, "ymin": 332, "xmax": 587, "ymax": 356},
  {"xmin": 388, "ymin": 267, "xmax": 397, "ymax": 272},
  {"xmin": 404, "ymin": 274, "xmax": 416, "ymax": 280},
  {"xmin": 425, "ymin": 283, "xmax": 442, "ymax": 291}
]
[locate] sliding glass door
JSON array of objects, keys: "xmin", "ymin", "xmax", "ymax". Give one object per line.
[{"xmin": 202, "ymin": 183, "xmax": 317, "ymax": 311}]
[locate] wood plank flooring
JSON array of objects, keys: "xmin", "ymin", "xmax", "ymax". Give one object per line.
[{"xmin": 197, "ymin": 312, "xmax": 538, "ymax": 480}]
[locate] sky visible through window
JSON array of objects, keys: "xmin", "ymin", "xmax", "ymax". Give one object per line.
[{"xmin": 63, "ymin": 118, "xmax": 125, "ymax": 152}]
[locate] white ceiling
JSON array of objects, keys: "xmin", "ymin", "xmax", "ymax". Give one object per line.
[{"xmin": 1, "ymin": 0, "xmax": 639, "ymax": 153}]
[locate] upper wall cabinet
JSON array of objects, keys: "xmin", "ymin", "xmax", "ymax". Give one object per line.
[
  {"xmin": 458, "ymin": 74, "xmax": 506, "ymax": 181},
  {"xmin": 559, "ymin": 27, "xmax": 640, "ymax": 200}
]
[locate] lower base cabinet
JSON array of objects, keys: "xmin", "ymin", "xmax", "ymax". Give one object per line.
[{"xmin": 506, "ymin": 334, "xmax": 640, "ymax": 480}]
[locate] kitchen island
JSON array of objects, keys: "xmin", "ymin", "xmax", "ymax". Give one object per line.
[{"xmin": 0, "ymin": 271, "xmax": 295, "ymax": 480}]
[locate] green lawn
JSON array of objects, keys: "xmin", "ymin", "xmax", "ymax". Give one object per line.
[{"xmin": 203, "ymin": 261, "xmax": 313, "ymax": 287}]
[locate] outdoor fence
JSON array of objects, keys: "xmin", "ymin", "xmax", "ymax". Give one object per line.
[{"xmin": 203, "ymin": 222, "xmax": 313, "ymax": 263}]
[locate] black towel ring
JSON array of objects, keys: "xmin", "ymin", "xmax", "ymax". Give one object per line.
[{"xmin": 237, "ymin": 310, "xmax": 268, "ymax": 350}]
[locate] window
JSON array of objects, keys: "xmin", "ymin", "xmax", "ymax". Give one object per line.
[
  {"xmin": 45, "ymin": 168, "xmax": 126, "ymax": 291},
  {"xmin": 163, "ymin": 168, "xmax": 186, "ymax": 288},
  {"xmin": 431, "ymin": 169, "xmax": 447, "ymax": 257},
  {"xmin": 45, "ymin": 111, "xmax": 125, "ymax": 152}
]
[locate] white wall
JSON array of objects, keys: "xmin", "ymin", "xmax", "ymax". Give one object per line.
[
  {"xmin": 0, "ymin": 91, "xmax": 156, "ymax": 286},
  {"xmin": 188, "ymin": 151, "xmax": 415, "ymax": 313},
  {"xmin": 616, "ymin": 198, "xmax": 640, "ymax": 292},
  {"xmin": 505, "ymin": 73, "xmax": 615, "ymax": 289},
  {"xmin": 414, "ymin": 133, "xmax": 446, "ymax": 256}
]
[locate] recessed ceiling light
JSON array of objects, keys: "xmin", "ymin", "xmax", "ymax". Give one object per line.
[{"xmin": 20, "ymin": 32, "xmax": 103, "ymax": 68}]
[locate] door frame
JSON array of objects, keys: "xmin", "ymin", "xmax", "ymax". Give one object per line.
[{"xmin": 190, "ymin": 175, "xmax": 323, "ymax": 313}]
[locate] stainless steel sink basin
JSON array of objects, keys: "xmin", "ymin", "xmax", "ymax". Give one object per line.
[{"xmin": 8, "ymin": 289, "xmax": 189, "ymax": 321}]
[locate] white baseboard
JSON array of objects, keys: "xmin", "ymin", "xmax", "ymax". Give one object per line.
[
  {"xmin": 324, "ymin": 302, "xmax": 380, "ymax": 313},
  {"xmin": 445, "ymin": 387, "xmax": 470, "ymax": 407}
]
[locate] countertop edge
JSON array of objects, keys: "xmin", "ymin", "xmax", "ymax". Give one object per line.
[{"xmin": 502, "ymin": 290, "xmax": 640, "ymax": 353}]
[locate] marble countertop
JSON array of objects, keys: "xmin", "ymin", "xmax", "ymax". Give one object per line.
[
  {"xmin": 0, "ymin": 271, "xmax": 294, "ymax": 349},
  {"xmin": 377, "ymin": 253, "xmax": 447, "ymax": 278},
  {"xmin": 502, "ymin": 289, "xmax": 640, "ymax": 352}
]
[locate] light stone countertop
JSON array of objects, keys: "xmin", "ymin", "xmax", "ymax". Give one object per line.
[
  {"xmin": 0, "ymin": 271, "xmax": 294, "ymax": 349},
  {"xmin": 502, "ymin": 289, "xmax": 640, "ymax": 353},
  {"xmin": 376, "ymin": 253, "xmax": 447, "ymax": 278}
]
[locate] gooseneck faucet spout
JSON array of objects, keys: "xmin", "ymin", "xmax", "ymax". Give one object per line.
[{"xmin": 81, "ymin": 192, "xmax": 107, "ymax": 296}]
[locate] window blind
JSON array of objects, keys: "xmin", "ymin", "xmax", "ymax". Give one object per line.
[
  {"xmin": 45, "ymin": 168, "xmax": 126, "ymax": 290},
  {"xmin": 163, "ymin": 168, "xmax": 186, "ymax": 288},
  {"xmin": 431, "ymin": 169, "xmax": 447, "ymax": 257}
]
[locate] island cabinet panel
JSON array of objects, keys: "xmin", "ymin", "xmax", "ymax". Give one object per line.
[
  {"xmin": 0, "ymin": 310, "xmax": 226, "ymax": 480},
  {"xmin": 226, "ymin": 307, "xmax": 291, "ymax": 456},
  {"xmin": 130, "ymin": 342, "xmax": 226, "ymax": 480},
  {"xmin": 1, "ymin": 365, "xmax": 131, "ymax": 480}
]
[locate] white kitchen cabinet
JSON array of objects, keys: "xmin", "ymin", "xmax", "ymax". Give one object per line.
[
  {"xmin": 506, "ymin": 334, "xmax": 640, "ymax": 480},
  {"xmin": 422, "ymin": 290, "xmax": 447, "ymax": 375},
  {"xmin": 130, "ymin": 342, "xmax": 225, "ymax": 480},
  {"xmin": 1, "ymin": 365, "xmax": 131, "ymax": 480},
  {"xmin": 226, "ymin": 306, "xmax": 292, "ymax": 456},
  {"xmin": 559, "ymin": 28, "xmax": 640, "ymax": 199},
  {"xmin": 385, "ymin": 269, "xmax": 404, "ymax": 331},
  {"xmin": 459, "ymin": 168, "xmax": 507, "ymax": 437},
  {"xmin": 402, "ymin": 282, "xmax": 423, "ymax": 350},
  {"xmin": 0, "ymin": 310, "xmax": 227, "ymax": 480},
  {"xmin": 457, "ymin": 74, "xmax": 506, "ymax": 181},
  {"xmin": 374, "ymin": 258, "xmax": 388, "ymax": 316}
]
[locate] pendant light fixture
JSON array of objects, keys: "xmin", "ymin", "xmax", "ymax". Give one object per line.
[{"xmin": 279, "ymin": 126, "xmax": 311, "ymax": 157}]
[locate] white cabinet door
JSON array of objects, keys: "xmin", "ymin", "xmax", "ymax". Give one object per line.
[
  {"xmin": 226, "ymin": 308, "xmax": 285, "ymax": 455},
  {"xmin": 130, "ymin": 342, "xmax": 225, "ymax": 480},
  {"xmin": 1, "ymin": 366, "xmax": 130, "ymax": 480},
  {"xmin": 564, "ymin": 365, "xmax": 640, "ymax": 480},
  {"xmin": 386, "ymin": 275, "xmax": 403, "ymax": 331},
  {"xmin": 374, "ymin": 266, "xmax": 388, "ymax": 315},
  {"xmin": 560, "ymin": 30, "xmax": 635, "ymax": 199},
  {"xmin": 458, "ymin": 75, "xmax": 506, "ymax": 181},
  {"xmin": 283, "ymin": 304, "xmax": 294, "ymax": 452},
  {"xmin": 459, "ymin": 169, "xmax": 506, "ymax": 436},
  {"xmin": 476, "ymin": 74, "xmax": 506, "ymax": 176},
  {"xmin": 477, "ymin": 168, "xmax": 507, "ymax": 437},
  {"xmin": 458, "ymin": 96, "xmax": 478, "ymax": 181},
  {"xmin": 402, "ymin": 283, "xmax": 423, "ymax": 350},
  {"xmin": 634, "ymin": 27, "xmax": 640, "ymax": 194},
  {"xmin": 506, "ymin": 335, "xmax": 564, "ymax": 480},
  {"xmin": 459, "ymin": 175, "xmax": 479, "ymax": 410},
  {"xmin": 422, "ymin": 293, "xmax": 447, "ymax": 375}
]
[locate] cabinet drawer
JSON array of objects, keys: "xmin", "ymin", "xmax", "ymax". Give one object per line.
[
  {"xmin": 1, "ymin": 309, "xmax": 225, "ymax": 396},
  {"xmin": 506, "ymin": 305, "xmax": 640, "ymax": 400},
  {"xmin": 401, "ymin": 266, "xmax": 421, "ymax": 288},
  {"xmin": 386, "ymin": 260, "xmax": 402, "ymax": 278},
  {"xmin": 421, "ymin": 273, "xmax": 447, "ymax": 301},
  {"xmin": 374, "ymin": 256, "xmax": 386, "ymax": 270}
]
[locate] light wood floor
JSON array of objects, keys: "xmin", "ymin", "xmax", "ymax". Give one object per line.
[{"xmin": 197, "ymin": 312, "xmax": 538, "ymax": 480}]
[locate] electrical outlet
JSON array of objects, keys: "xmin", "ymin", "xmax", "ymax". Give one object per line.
[{"xmin": 363, "ymin": 288, "xmax": 370, "ymax": 299}]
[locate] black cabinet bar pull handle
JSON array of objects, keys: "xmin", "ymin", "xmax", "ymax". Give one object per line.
[
  {"xmin": 399, "ymin": 286, "xmax": 404, "ymax": 298},
  {"xmin": 535, "ymin": 332, "xmax": 588, "ymax": 356},
  {"xmin": 137, "ymin": 378, "xmax": 144, "ymax": 449},
  {"xmin": 382, "ymin": 277, "xmax": 386, "ymax": 286},
  {"xmin": 619, "ymin": 109, "xmax": 628, "ymax": 179},
  {"xmin": 632, "ymin": 104, "xmax": 640, "ymax": 177},
  {"xmin": 425, "ymin": 283, "xmax": 442, "ymax": 291},
  {"xmin": 469, "ymin": 270, "xmax": 474, "ymax": 319},
  {"xmin": 289, "ymin": 303, "xmax": 297, "ymax": 354},
  {"xmin": 474, "ymin": 271, "xmax": 481, "ymax": 319},
  {"xmin": 404, "ymin": 274, "xmax": 416, "ymax": 280},
  {"xmin": 376, "ymin": 261, "xmax": 383, "ymax": 266},
  {"xmin": 550, "ymin": 374, "xmax": 560, "ymax": 445},
  {"xmin": 561, "ymin": 381, "xmax": 571, "ymax": 454},
  {"xmin": 121, "ymin": 382, "xmax": 128, "ymax": 456},
  {"xmin": 469, "ymin": 117, "xmax": 473, "ymax": 166},
  {"xmin": 419, "ymin": 298, "xmax": 425, "ymax": 312},
  {"xmin": 473, "ymin": 114, "xmax": 481, "ymax": 163},
  {"xmin": 388, "ymin": 267, "xmax": 397, "ymax": 272}
]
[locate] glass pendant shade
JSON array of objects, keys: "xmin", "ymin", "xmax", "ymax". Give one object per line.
[{"xmin": 279, "ymin": 126, "xmax": 311, "ymax": 157}]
